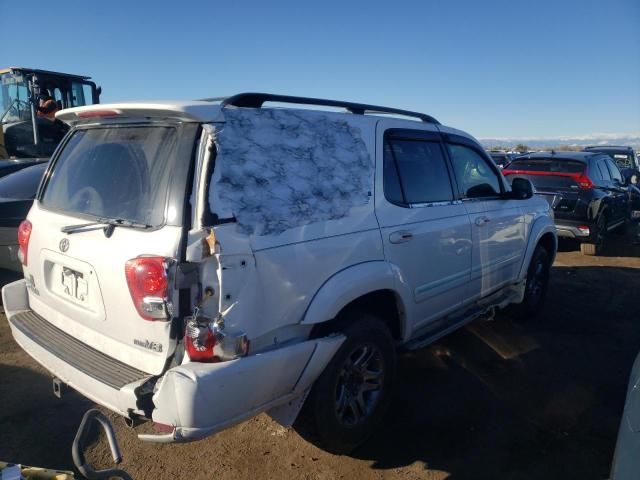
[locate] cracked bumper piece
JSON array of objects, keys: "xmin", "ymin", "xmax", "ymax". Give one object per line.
[{"xmin": 146, "ymin": 334, "xmax": 344, "ymax": 442}]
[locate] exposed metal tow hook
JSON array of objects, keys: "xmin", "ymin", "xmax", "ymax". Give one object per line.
[{"xmin": 72, "ymin": 409, "xmax": 133, "ymax": 480}]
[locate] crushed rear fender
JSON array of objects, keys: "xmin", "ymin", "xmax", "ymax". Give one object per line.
[{"xmin": 141, "ymin": 334, "xmax": 344, "ymax": 442}]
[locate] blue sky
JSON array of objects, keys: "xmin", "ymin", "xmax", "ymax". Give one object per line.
[{"xmin": 3, "ymin": 0, "xmax": 639, "ymax": 138}]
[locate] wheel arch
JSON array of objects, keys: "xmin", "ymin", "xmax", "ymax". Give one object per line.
[
  {"xmin": 518, "ymin": 216, "xmax": 557, "ymax": 281},
  {"xmin": 301, "ymin": 261, "xmax": 408, "ymax": 342}
]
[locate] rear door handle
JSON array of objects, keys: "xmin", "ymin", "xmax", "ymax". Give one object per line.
[
  {"xmin": 389, "ymin": 230, "xmax": 413, "ymax": 244},
  {"xmin": 475, "ymin": 216, "xmax": 490, "ymax": 226}
]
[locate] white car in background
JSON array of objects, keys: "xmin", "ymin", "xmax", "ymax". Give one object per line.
[{"xmin": 2, "ymin": 93, "xmax": 556, "ymax": 453}]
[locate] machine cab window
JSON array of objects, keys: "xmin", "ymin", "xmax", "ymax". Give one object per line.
[{"xmin": 0, "ymin": 67, "xmax": 101, "ymax": 159}]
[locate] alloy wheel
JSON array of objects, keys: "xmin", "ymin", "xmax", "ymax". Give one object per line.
[{"xmin": 334, "ymin": 343, "xmax": 384, "ymax": 426}]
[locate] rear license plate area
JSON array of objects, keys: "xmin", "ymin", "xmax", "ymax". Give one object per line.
[{"xmin": 60, "ymin": 266, "xmax": 89, "ymax": 303}]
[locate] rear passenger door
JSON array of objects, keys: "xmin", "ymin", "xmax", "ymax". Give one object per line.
[
  {"xmin": 442, "ymin": 132, "xmax": 526, "ymax": 303},
  {"xmin": 375, "ymin": 121, "xmax": 472, "ymax": 332}
]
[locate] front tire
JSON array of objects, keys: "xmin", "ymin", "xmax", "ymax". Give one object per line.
[
  {"xmin": 301, "ymin": 313, "xmax": 396, "ymax": 454},
  {"xmin": 516, "ymin": 244, "xmax": 552, "ymax": 321}
]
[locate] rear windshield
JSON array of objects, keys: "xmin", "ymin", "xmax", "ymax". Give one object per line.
[
  {"xmin": 41, "ymin": 126, "xmax": 178, "ymax": 226},
  {"xmin": 506, "ymin": 158, "xmax": 585, "ymax": 174}
]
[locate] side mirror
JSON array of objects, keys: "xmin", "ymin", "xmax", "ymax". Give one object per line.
[{"xmin": 509, "ymin": 177, "xmax": 534, "ymax": 200}]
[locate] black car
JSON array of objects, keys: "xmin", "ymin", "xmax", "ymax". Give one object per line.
[
  {"xmin": 0, "ymin": 162, "xmax": 46, "ymax": 272},
  {"xmin": 503, "ymin": 151, "xmax": 628, "ymax": 255},
  {"xmin": 583, "ymin": 145, "xmax": 639, "ymax": 178},
  {"xmin": 0, "ymin": 158, "xmax": 47, "ymax": 179}
]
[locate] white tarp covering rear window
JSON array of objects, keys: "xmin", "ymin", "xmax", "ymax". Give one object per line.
[{"xmin": 209, "ymin": 109, "xmax": 372, "ymax": 236}]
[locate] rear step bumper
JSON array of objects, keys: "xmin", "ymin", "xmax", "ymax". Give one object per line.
[
  {"xmin": 2, "ymin": 279, "xmax": 345, "ymax": 442},
  {"xmin": 10, "ymin": 310, "xmax": 148, "ymax": 389},
  {"xmin": 3, "ymin": 279, "xmax": 150, "ymax": 418}
]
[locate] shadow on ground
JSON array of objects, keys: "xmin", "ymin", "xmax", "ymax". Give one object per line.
[
  {"xmin": 348, "ymin": 264, "xmax": 640, "ymax": 479},
  {"xmin": 0, "ymin": 363, "xmax": 92, "ymax": 471}
]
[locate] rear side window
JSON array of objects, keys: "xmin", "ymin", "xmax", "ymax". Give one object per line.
[
  {"xmin": 384, "ymin": 138, "xmax": 453, "ymax": 205},
  {"xmin": 41, "ymin": 126, "xmax": 178, "ymax": 226},
  {"xmin": 448, "ymin": 144, "xmax": 501, "ymax": 198}
]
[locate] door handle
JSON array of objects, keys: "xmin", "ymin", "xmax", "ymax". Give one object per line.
[
  {"xmin": 475, "ymin": 216, "xmax": 490, "ymax": 226},
  {"xmin": 389, "ymin": 230, "xmax": 413, "ymax": 244}
]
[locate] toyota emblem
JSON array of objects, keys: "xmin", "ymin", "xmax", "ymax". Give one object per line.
[{"xmin": 59, "ymin": 238, "xmax": 69, "ymax": 253}]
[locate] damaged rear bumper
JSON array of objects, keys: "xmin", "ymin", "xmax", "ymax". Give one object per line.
[
  {"xmin": 2, "ymin": 279, "xmax": 344, "ymax": 443},
  {"xmin": 144, "ymin": 334, "xmax": 344, "ymax": 442}
]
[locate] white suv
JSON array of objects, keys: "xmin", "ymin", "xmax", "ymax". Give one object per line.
[{"xmin": 2, "ymin": 93, "xmax": 556, "ymax": 453}]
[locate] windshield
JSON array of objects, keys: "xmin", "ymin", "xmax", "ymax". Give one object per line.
[
  {"xmin": 1, "ymin": 73, "xmax": 31, "ymax": 125},
  {"xmin": 41, "ymin": 125, "xmax": 178, "ymax": 226}
]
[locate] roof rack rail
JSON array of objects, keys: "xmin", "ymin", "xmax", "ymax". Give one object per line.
[{"xmin": 214, "ymin": 92, "xmax": 440, "ymax": 124}]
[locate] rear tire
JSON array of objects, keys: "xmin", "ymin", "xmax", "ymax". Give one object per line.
[
  {"xmin": 299, "ymin": 313, "xmax": 397, "ymax": 454},
  {"xmin": 580, "ymin": 214, "xmax": 606, "ymax": 256},
  {"xmin": 516, "ymin": 244, "xmax": 552, "ymax": 321}
]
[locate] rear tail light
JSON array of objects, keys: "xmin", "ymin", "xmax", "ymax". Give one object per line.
[
  {"xmin": 185, "ymin": 318, "xmax": 218, "ymax": 363},
  {"xmin": 577, "ymin": 225, "xmax": 590, "ymax": 236},
  {"xmin": 184, "ymin": 316, "xmax": 250, "ymax": 363},
  {"xmin": 17, "ymin": 220, "xmax": 32, "ymax": 266},
  {"xmin": 576, "ymin": 173, "xmax": 594, "ymax": 190},
  {"xmin": 125, "ymin": 256, "xmax": 170, "ymax": 321}
]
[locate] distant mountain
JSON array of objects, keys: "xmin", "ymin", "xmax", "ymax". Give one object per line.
[{"xmin": 480, "ymin": 132, "xmax": 640, "ymax": 150}]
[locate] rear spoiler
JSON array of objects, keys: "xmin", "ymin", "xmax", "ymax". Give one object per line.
[{"xmin": 56, "ymin": 102, "xmax": 223, "ymax": 126}]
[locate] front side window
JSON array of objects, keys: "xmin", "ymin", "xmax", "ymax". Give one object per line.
[
  {"xmin": 384, "ymin": 138, "xmax": 453, "ymax": 205},
  {"xmin": 41, "ymin": 126, "xmax": 178, "ymax": 226},
  {"xmin": 448, "ymin": 144, "xmax": 501, "ymax": 198}
]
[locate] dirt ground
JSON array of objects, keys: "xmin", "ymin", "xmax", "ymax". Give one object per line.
[{"xmin": 1, "ymin": 232, "xmax": 639, "ymax": 480}]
